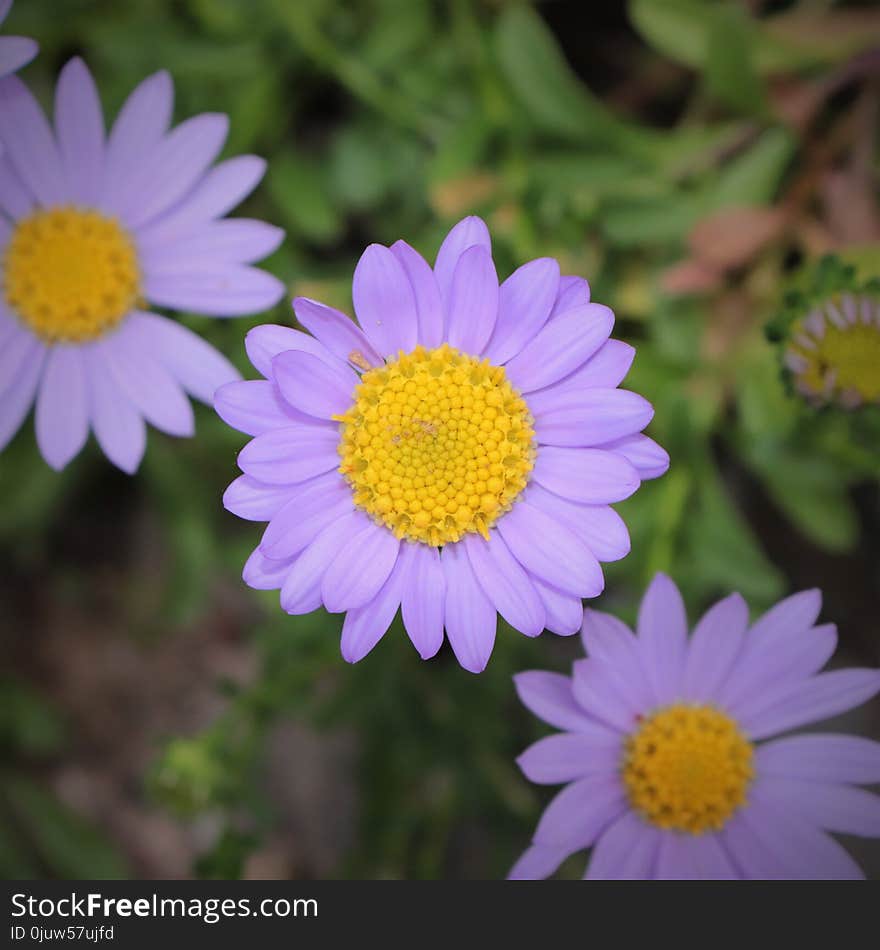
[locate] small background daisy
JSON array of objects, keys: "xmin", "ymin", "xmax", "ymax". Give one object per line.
[
  {"xmin": 0, "ymin": 61, "xmax": 284, "ymax": 472},
  {"xmin": 511, "ymin": 575, "xmax": 880, "ymax": 880}
]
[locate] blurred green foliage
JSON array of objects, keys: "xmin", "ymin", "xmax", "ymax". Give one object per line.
[{"xmin": 2, "ymin": 0, "xmax": 878, "ymax": 879}]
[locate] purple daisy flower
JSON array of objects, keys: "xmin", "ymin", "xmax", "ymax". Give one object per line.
[
  {"xmin": 0, "ymin": 60, "xmax": 285, "ymax": 472},
  {"xmin": 0, "ymin": 1, "xmax": 37, "ymax": 80},
  {"xmin": 511, "ymin": 574, "xmax": 880, "ymax": 879},
  {"xmin": 216, "ymin": 216, "xmax": 668, "ymax": 672}
]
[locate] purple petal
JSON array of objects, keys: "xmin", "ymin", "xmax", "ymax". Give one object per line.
[
  {"xmin": 580, "ymin": 608, "xmax": 634, "ymax": 659},
  {"xmin": 596, "ymin": 433, "xmax": 669, "ymax": 480},
  {"xmin": 293, "ymin": 297, "xmax": 381, "ymax": 372},
  {"xmin": 748, "ymin": 588, "xmax": 822, "ymax": 641},
  {"xmin": 272, "ymin": 349, "xmax": 358, "ymax": 420},
  {"xmin": 237, "ymin": 425, "xmax": 339, "ymax": 484},
  {"xmin": 0, "ymin": 36, "xmax": 37, "ymax": 78},
  {"xmin": 572, "ymin": 658, "xmax": 642, "ymax": 732},
  {"xmin": 321, "ymin": 520, "xmax": 400, "ymax": 612},
  {"xmin": 680, "ymin": 593, "xmax": 748, "ymax": 702},
  {"xmin": 513, "ymin": 670, "xmax": 601, "ymax": 733},
  {"xmin": 390, "ymin": 240, "xmax": 444, "ymax": 348},
  {"xmin": 433, "ymin": 215, "xmax": 491, "ymax": 305},
  {"xmin": 0, "ymin": 336, "xmax": 45, "ymax": 453},
  {"xmin": 504, "ymin": 304, "xmax": 614, "ymax": 393},
  {"xmin": 532, "ymin": 578, "xmax": 583, "ymax": 636},
  {"xmin": 0, "ymin": 76, "xmax": 65, "ymax": 206},
  {"xmin": 83, "ymin": 349, "xmax": 146, "ymax": 474},
  {"xmin": 441, "ymin": 541, "xmax": 497, "ymax": 673},
  {"xmin": 755, "ymin": 734, "xmax": 880, "ymax": 785},
  {"xmin": 752, "ymin": 777, "xmax": 880, "ymax": 838},
  {"xmin": 145, "ymin": 265, "xmax": 284, "ymax": 317},
  {"xmin": 352, "ymin": 243, "xmax": 418, "ymax": 357},
  {"xmin": 223, "ymin": 475, "xmax": 298, "ymax": 522},
  {"xmin": 719, "ymin": 811, "xmax": 789, "ymax": 879},
  {"xmin": 98, "ymin": 328, "xmax": 194, "ymax": 437},
  {"xmin": 128, "ymin": 312, "xmax": 239, "ymax": 405},
  {"xmin": 532, "ymin": 388, "xmax": 654, "ymax": 448},
  {"xmin": 0, "ymin": 320, "xmax": 39, "ymax": 386},
  {"xmin": 517, "ymin": 731, "xmax": 621, "ymax": 785},
  {"xmin": 444, "ymin": 244, "xmax": 498, "ymax": 356},
  {"xmin": 214, "ymin": 379, "xmax": 305, "ymax": 436},
  {"xmin": 142, "ymin": 219, "xmax": 284, "ymax": 269},
  {"xmin": 399, "ymin": 542, "xmax": 445, "ymax": 660},
  {"xmin": 636, "ymin": 572, "xmax": 688, "ymax": 706},
  {"xmin": 580, "ymin": 609, "xmax": 653, "ymax": 712},
  {"xmin": 724, "ymin": 624, "xmax": 839, "ymax": 719},
  {"xmin": 655, "ymin": 834, "xmax": 739, "ymax": 880},
  {"xmin": 530, "ymin": 339, "xmax": 634, "ymax": 395},
  {"xmin": 135, "ymin": 155, "xmax": 266, "ymax": 246},
  {"xmin": 278, "ymin": 511, "xmax": 359, "ymax": 614},
  {"xmin": 245, "ymin": 324, "xmax": 335, "ymax": 379},
  {"xmin": 340, "ymin": 556, "xmax": 407, "ymax": 664},
  {"xmin": 496, "ymin": 500, "xmax": 603, "ymax": 597},
  {"xmin": 34, "ymin": 345, "xmax": 88, "ymax": 471},
  {"xmin": 534, "ymin": 773, "xmax": 627, "ymax": 849},
  {"xmin": 532, "ymin": 447, "xmax": 640, "ymax": 504},
  {"xmin": 259, "ymin": 472, "xmax": 353, "ymax": 560},
  {"xmin": 507, "ymin": 843, "xmax": 572, "ymax": 881},
  {"xmin": 525, "ymin": 485, "xmax": 630, "ymax": 562},
  {"xmin": 738, "ymin": 669, "xmax": 880, "ymax": 740},
  {"xmin": 119, "ymin": 113, "xmax": 229, "ymax": 229},
  {"xmin": 483, "ymin": 257, "xmax": 559, "ymax": 365},
  {"xmin": 734, "ymin": 800, "xmax": 864, "ymax": 879},
  {"xmin": 0, "ymin": 155, "xmax": 33, "ymax": 218},
  {"xmin": 585, "ymin": 812, "xmax": 661, "ymax": 880},
  {"xmin": 242, "ymin": 547, "xmax": 294, "ymax": 592},
  {"xmin": 54, "ymin": 58, "xmax": 104, "ymax": 205},
  {"xmin": 463, "ymin": 532, "xmax": 545, "ymax": 638},
  {"xmin": 101, "ymin": 71, "xmax": 173, "ymax": 212},
  {"xmin": 550, "ymin": 276, "xmax": 590, "ymax": 317},
  {"xmin": 717, "ymin": 589, "xmax": 824, "ymax": 708}
]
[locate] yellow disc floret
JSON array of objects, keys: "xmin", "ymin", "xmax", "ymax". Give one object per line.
[
  {"xmin": 622, "ymin": 704, "xmax": 754, "ymax": 835},
  {"xmin": 3, "ymin": 206, "xmax": 141, "ymax": 343},
  {"xmin": 336, "ymin": 344, "xmax": 536, "ymax": 545}
]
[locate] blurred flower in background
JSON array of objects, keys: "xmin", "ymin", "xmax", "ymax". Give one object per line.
[
  {"xmin": 216, "ymin": 214, "xmax": 666, "ymax": 672},
  {"xmin": 1, "ymin": 0, "xmax": 878, "ymax": 880},
  {"xmin": 0, "ymin": 61, "xmax": 284, "ymax": 471},
  {"xmin": 767, "ymin": 255, "xmax": 880, "ymax": 409},
  {"xmin": 511, "ymin": 574, "xmax": 880, "ymax": 879},
  {"xmin": 0, "ymin": 0, "xmax": 36, "ymax": 79}
]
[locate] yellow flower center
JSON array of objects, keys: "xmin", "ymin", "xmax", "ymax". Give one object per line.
[
  {"xmin": 787, "ymin": 295, "xmax": 880, "ymax": 407},
  {"xmin": 621, "ymin": 704, "xmax": 754, "ymax": 835},
  {"xmin": 336, "ymin": 344, "xmax": 535, "ymax": 545},
  {"xmin": 3, "ymin": 206, "xmax": 141, "ymax": 343}
]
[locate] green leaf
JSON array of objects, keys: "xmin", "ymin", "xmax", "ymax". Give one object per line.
[
  {"xmin": 628, "ymin": 0, "xmax": 710, "ymax": 70},
  {"xmin": 705, "ymin": 5, "xmax": 768, "ymax": 116},
  {"xmin": 495, "ymin": 5, "xmax": 653, "ymax": 156},
  {"xmin": 687, "ymin": 464, "xmax": 784, "ymax": 606},
  {"xmin": 3, "ymin": 775, "xmax": 127, "ymax": 879},
  {"xmin": 628, "ymin": 0, "xmax": 821, "ymax": 75},
  {"xmin": 267, "ymin": 152, "xmax": 342, "ymax": 244},
  {"xmin": 758, "ymin": 452, "xmax": 859, "ymax": 553},
  {"xmin": 710, "ymin": 127, "xmax": 795, "ymax": 209}
]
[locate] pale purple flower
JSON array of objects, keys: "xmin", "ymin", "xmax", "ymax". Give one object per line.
[
  {"xmin": 0, "ymin": 1, "xmax": 36, "ymax": 80},
  {"xmin": 0, "ymin": 60, "xmax": 284, "ymax": 472},
  {"xmin": 216, "ymin": 216, "xmax": 668, "ymax": 672},
  {"xmin": 511, "ymin": 574, "xmax": 880, "ymax": 880}
]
